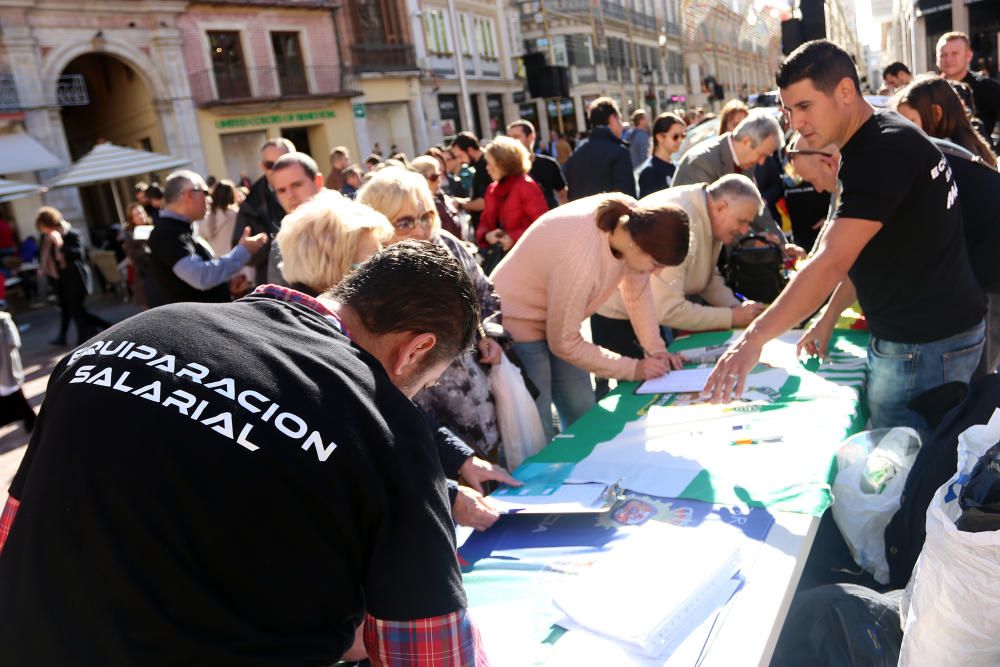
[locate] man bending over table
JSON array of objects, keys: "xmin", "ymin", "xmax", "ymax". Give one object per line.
[
  {"xmin": 705, "ymin": 40, "xmax": 985, "ymax": 433},
  {"xmin": 0, "ymin": 242, "xmax": 489, "ymax": 666}
]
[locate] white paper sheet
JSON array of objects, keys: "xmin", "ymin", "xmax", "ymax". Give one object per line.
[
  {"xmin": 488, "ymin": 483, "xmax": 612, "ymax": 514},
  {"xmin": 637, "ymin": 368, "xmax": 714, "ymax": 395}
]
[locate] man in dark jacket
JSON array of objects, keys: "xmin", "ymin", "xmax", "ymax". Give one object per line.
[
  {"xmin": 230, "ymin": 138, "xmax": 294, "ymax": 284},
  {"xmin": 937, "ymin": 32, "xmax": 1000, "ymax": 150},
  {"xmin": 564, "ymin": 97, "xmax": 637, "ymax": 200}
]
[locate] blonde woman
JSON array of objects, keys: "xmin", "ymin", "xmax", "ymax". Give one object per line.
[
  {"xmin": 358, "ymin": 167, "xmax": 505, "ymax": 459},
  {"xmin": 476, "ymin": 136, "xmax": 547, "ymax": 254},
  {"xmin": 409, "ymin": 155, "xmax": 462, "ymax": 239},
  {"xmin": 275, "ymin": 190, "xmax": 391, "ymax": 297}
]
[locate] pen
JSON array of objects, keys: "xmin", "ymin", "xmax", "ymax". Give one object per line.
[{"xmin": 734, "ymin": 292, "xmax": 747, "ymax": 302}]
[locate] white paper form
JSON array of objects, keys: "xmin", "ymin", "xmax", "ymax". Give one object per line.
[
  {"xmin": 488, "ymin": 483, "xmax": 613, "ymax": 514},
  {"xmin": 637, "ymin": 368, "xmax": 714, "ymax": 395}
]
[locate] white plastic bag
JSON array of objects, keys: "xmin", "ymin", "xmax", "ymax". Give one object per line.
[
  {"xmin": 490, "ymin": 352, "xmax": 547, "ymax": 470},
  {"xmin": 831, "ymin": 427, "xmax": 921, "ymax": 584},
  {"xmin": 899, "ymin": 408, "xmax": 1000, "ymax": 667}
]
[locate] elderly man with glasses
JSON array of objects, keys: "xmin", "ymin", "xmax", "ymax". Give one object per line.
[{"xmin": 147, "ymin": 170, "xmax": 267, "ymax": 307}]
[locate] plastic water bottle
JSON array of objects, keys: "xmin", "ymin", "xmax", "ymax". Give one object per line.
[{"xmin": 859, "ymin": 428, "xmax": 921, "ymax": 495}]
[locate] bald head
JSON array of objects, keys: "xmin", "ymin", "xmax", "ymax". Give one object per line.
[{"xmin": 789, "ymin": 135, "xmax": 840, "ymax": 194}]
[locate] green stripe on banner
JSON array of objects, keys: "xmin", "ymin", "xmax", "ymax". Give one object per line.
[{"xmin": 522, "ymin": 330, "xmax": 869, "ymax": 516}]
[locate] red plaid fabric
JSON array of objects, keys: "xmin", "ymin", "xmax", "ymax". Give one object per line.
[
  {"xmin": 251, "ymin": 284, "xmax": 351, "ymax": 337},
  {"xmin": 364, "ymin": 609, "xmax": 489, "ymax": 666},
  {"xmin": 0, "ymin": 496, "xmax": 20, "ymax": 555}
]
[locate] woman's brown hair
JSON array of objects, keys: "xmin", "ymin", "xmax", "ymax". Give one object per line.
[
  {"xmin": 718, "ymin": 100, "xmax": 750, "ymax": 135},
  {"xmin": 35, "ymin": 206, "xmax": 63, "ymax": 230},
  {"xmin": 595, "ymin": 194, "xmax": 689, "ymax": 267},
  {"xmin": 897, "ymin": 74, "xmax": 997, "ymax": 168}
]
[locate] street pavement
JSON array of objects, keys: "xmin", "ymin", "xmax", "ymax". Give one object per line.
[{"xmin": 0, "ymin": 294, "xmax": 141, "ymax": 506}]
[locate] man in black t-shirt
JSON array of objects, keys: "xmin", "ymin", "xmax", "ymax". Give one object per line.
[
  {"xmin": 507, "ymin": 119, "xmax": 568, "ymax": 210},
  {"xmin": 706, "ymin": 40, "xmax": 985, "ymax": 433},
  {"xmin": 450, "ymin": 132, "xmax": 492, "ymax": 232},
  {"xmin": 0, "ymin": 242, "xmax": 489, "ymax": 666}
]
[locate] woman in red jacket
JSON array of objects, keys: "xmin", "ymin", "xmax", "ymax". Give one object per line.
[{"xmin": 477, "ymin": 136, "xmax": 548, "ymax": 255}]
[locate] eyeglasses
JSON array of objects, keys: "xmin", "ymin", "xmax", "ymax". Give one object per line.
[
  {"xmin": 669, "ymin": 132, "xmax": 685, "ymax": 140},
  {"xmin": 392, "ymin": 210, "xmax": 436, "ymax": 232},
  {"xmin": 186, "ymin": 188, "xmax": 208, "ymax": 197},
  {"xmin": 262, "ymin": 160, "xmax": 275, "ymax": 170},
  {"xmin": 427, "ymin": 173, "xmax": 441, "ymax": 183},
  {"xmin": 787, "ymin": 149, "xmax": 834, "ymax": 159}
]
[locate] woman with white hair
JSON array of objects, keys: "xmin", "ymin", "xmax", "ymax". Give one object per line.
[
  {"xmin": 358, "ymin": 166, "xmax": 505, "ymax": 460},
  {"xmin": 275, "ymin": 190, "xmax": 391, "ymax": 296},
  {"xmin": 409, "ymin": 155, "xmax": 463, "ymax": 239}
]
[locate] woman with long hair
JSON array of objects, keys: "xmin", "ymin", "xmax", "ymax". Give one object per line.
[
  {"xmin": 198, "ymin": 179, "xmax": 239, "ymax": 257},
  {"xmin": 637, "ymin": 112, "xmax": 686, "ymax": 197},
  {"xmin": 491, "ymin": 195, "xmax": 690, "ymax": 439},
  {"xmin": 895, "ymin": 74, "xmax": 998, "ymax": 168},
  {"xmin": 123, "ymin": 202, "xmax": 151, "ymax": 309},
  {"xmin": 718, "ymin": 99, "xmax": 750, "ymax": 135}
]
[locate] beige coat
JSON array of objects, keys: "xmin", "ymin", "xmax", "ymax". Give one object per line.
[{"xmin": 597, "ymin": 184, "xmax": 740, "ymax": 331}]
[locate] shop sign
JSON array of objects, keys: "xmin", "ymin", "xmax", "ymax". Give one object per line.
[{"xmin": 215, "ymin": 109, "xmax": 336, "ymax": 129}]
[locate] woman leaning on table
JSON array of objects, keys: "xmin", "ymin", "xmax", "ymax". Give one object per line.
[{"xmin": 491, "ymin": 194, "xmax": 691, "ymax": 440}]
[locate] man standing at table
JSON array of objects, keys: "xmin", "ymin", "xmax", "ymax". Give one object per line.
[
  {"xmin": 705, "ymin": 40, "xmax": 985, "ymax": 433},
  {"xmin": 0, "ymin": 242, "xmax": 489, "ymax": 666}
]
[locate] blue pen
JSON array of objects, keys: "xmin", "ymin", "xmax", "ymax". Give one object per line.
[{"xmin": 734, "ymin": 292, "xmax": 747, "ymax": 302}]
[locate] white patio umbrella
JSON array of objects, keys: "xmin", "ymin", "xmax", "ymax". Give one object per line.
[
  {"xmin": 46, "ymin": 142, "xmax": 191, "ymax": 222},
  {"xmin": 0, "ymin": 178, "xmax": 45, "ymax": 203}
]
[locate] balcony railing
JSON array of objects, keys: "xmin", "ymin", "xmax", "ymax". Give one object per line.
[
  {"xmin": 350, "ymin": 43, "xmax": 417, "ymax": 74},
  {"xmin": 188, "ymin": 66, "xmax": 346, "ymax": 105}
]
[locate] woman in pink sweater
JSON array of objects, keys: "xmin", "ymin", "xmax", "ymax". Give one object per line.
[{"xmin": 492, "ymin": 194, "xmax": 690, "ymax": 439}]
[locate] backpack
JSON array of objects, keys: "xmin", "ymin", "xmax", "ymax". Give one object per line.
[{"xmin": 722, "ymin": 234, "xmax": 787, "ymax": 303}]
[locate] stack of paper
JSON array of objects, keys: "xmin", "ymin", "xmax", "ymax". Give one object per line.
[{"xmin": 551, "ymin": 521, "xmax": 742, "ymax": 658}]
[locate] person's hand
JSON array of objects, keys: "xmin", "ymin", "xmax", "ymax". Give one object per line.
[
  {"xmin": 484, "ymin": 229, "xmax": 502, "ymax": 245},
  {"xmin": 237, "ymin": 226, "xmax": 269, "ymax": 255},
  {"xmin": 796, "ymin": 314, "xmax": 836, "ymax": 361},
  {"xmin": 452, "ymin": 485, "xmax": 500, "ymax": 531},
  {"xmin": 635, "ymin": 355, "xmax": 669, "ymax": 380},
  {"xmin": 731, "ymin": 300, "xmax": 766, "ymax": 327},
  {"xmin": 497, "ymin": 231, "xmax": 514, "ymax": 251},
  {"xmin": 454, "ymin": 197, "xmax": 469, "ymax": 211},
  {"xmin": 703, "ymin": 331, "xmax": 765, "ymax": 403},
  {"xmin": 340, "ymin": 624, "xmax": 367, "ymax": 662},
  {"xmin": 783, "ymin": 243, "xmax": 807, "ymax": 260},
  {"xmin": 650, "ymin": 351, "xmax": 687, "ymax": 371},
  {"xmin": 228, "ymin": 273, "xmax": 251, "ymax": 298},
  {"xmin": 459, "ymin": 456, "xmax": 521, "ymax": 494},
  {"xmin": 811, "ymin": 218, "xmax": 825, "ymax": 231},
  {"xmin": 477, "ymin": 337, "xmax": 503, "ymax": 365}
]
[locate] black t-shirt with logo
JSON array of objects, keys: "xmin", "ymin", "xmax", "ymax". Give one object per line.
[
  {"xmin": 0, "ymin": 293, "xmax": 465, "ymax": 665},
  {"xmin": 836, "ymin": 110, "xmax": 984, "ymax": 343}
]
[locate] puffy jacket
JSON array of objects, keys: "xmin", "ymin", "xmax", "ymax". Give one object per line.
[{"xmin": 476, "ymin": 174, "xmax": 548, "ymax": 249}]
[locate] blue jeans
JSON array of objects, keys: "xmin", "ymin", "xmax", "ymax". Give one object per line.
[
  {"xmin": 867, "ymin": 320, "xmax": 985, "ymax": 434},
  {"xmin": 512, "ymin": 340, "xmax": 596, "ymax": 442}
]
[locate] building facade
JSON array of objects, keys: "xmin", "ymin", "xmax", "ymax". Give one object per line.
[
  {"xmin": 413, "ymin": 0, "xmax": 522, "ymax": 147},
  {"xmin": 514, "ymin": 0, "xmax": 689, "ymax": 141},
  {"xmin": 180, "ymin": 0, "xmax": 358, "ymax": 183}
]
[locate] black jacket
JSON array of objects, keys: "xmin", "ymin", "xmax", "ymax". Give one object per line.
[
  {"xmin": 564, "ymin": 126, "xmax": 637, "ymax": 200},
  {"xmin": 231, "ymin": 175, "xmax": 285, "ymax": 284},
  {"xmin": 963, "ymin": 71, "xmax": 1000, "ymax": 150}
]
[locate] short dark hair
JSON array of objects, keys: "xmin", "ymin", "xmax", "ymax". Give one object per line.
[
  {"xmin": 506, "ymin": 119, "xmax": 535, "ymax": 137},
  {"xmin": 883, "ymin": 62, "xmax": 911, "ymax": 78},
  {"xmin": 775, "ymin": 40, "xmax": 861, "ymax": 94},
  {"xmin": 145, "ymin": 183, "xmax": 164, "ymax": 200},
  {"xmin": 450, "ymin": 131, "xmax": 481, "ymax": 153},
  {"xmin": 271, "ymin": 152, "xmax": 319, "ymax": 179},
  {"xmin": 588, "ymin": 97, "xmax": 620, "ymax": 126},
  {"xmin": 365, "ymin": 154, "xmax": 382, "ymax": 166},
  {"xmin": 594, "ymin": 194, "xmax": 689, "ymax": 266},
  {"xmin": 329, "ymin": 241, "xmax": 480, "ymax": 368}
]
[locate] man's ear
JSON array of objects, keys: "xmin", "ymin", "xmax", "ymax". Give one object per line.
[
  {"xmin": 391, "ymin": 332, "xmax": 438, "ymax": 377},
  {"xmin": 835, "ymin": 77, "xmax": 856, "ymax": 105},
  {"xmin": 314, "ymin": 173, "xmax": 325, "ymax": 190}
]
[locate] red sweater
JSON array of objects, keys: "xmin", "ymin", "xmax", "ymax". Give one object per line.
[{"xmin": 476, "ymin": 174, "xmax": 548, "ymax": 248}]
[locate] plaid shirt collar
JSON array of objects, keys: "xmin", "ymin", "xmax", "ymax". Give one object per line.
[{"xmin": 251, "ymin": 284, "xmax": 350, "ymax": 338}]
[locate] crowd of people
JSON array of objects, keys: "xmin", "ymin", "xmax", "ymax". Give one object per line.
[{"xmin": 0, "ymin": 31, "xmax": 998, "ymax": 665}]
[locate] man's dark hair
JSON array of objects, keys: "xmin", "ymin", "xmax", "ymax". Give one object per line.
[
  {"xmin": 271, "ymin": 151, "xmax": 319, "ymax": 179},
  {"xmin": 506, "ymin": 119, "xmax": 535, "ymax": 137},
  {"xmin": 365, "ymin": 154, "xmax": 382, "ymax": 167},
  {"xmin": 146, "ymin": 183, "xmax": 164, "ymax": 200},
  {"xmin": 450, "ymin": 131, "xmax": 481, "ymax": 153},
  {"xmin": 588, "ymin": 96, "xmax": 620, "ymax": 127},
  {"xmin": 883, "ymin": 61, "xmax": 911, "ymax": 79},
  {"xmin": 329, "ymin": 241, "xmax": 480, "ymax": 367},
  {"xmin": 775, "ymin": 40, "xmax": 861, "ymax": 94}
]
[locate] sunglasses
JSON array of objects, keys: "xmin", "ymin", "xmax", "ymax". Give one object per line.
[
  {"xmin": 393, "ymin": 210, "xmax": 436, "ymax": 232},
  {"xmin": 670, "ymin": 132, "xmax": 685, "ymax": 140},
  {"xmin": 427, "ymin": 172, "xmax": 441, "ymax": 183},
  {"xmin": 186, "ymin": 188, "xmax": 208, "ymax": 196},
  {"xmin": 787, "ymin": 149, "xmax": 834, "ymax": 158},
  {"xmin": 262, "ymin": 160, "xmax": 275, "ymax": 170}
]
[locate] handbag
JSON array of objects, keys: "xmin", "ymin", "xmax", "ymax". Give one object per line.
[{"xmin": 722, "ymin": 234, "xmax": 787, "ymax": 303}]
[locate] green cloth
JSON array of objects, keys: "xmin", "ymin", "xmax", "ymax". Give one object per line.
[{"xmin": 524, "ymin": 330, "xmax": 870, "ymax": 516}]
